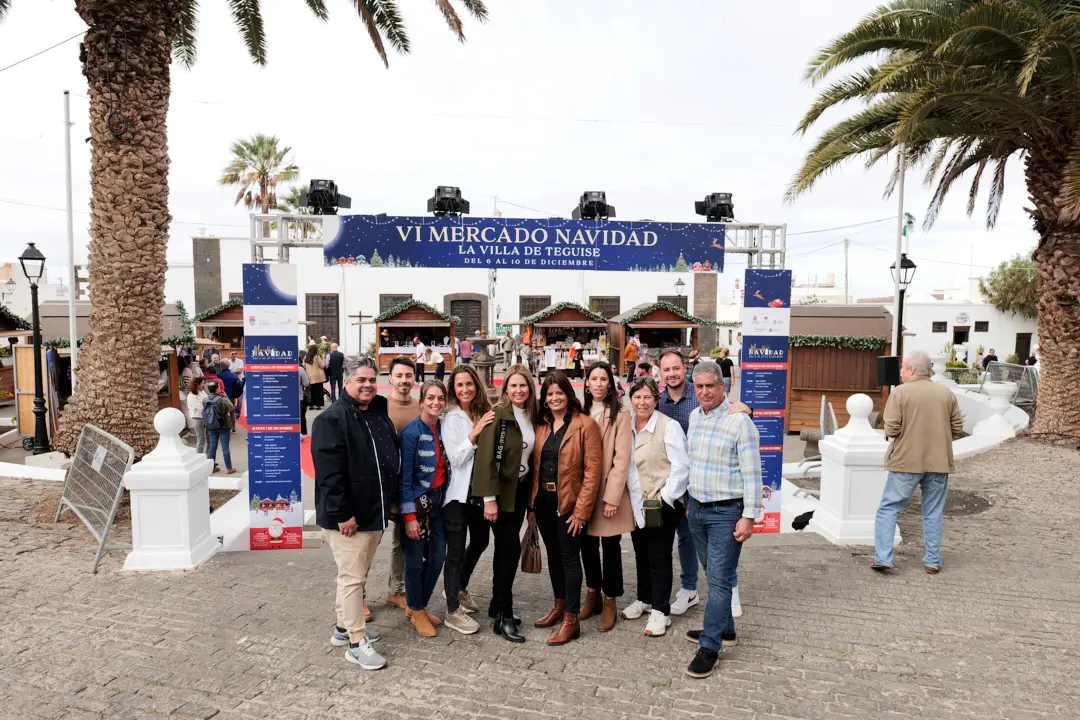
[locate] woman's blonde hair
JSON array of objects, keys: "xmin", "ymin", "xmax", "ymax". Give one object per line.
[
  {"xmin": 496, "ymin": 364, "xmax": 538, "ymax": 426},
  {"xmin": 446, "ymin": 364, "xmax": 492, "ymax": 421}
]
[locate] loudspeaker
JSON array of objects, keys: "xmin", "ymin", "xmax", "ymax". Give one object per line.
[{"xmin": 876, "ymin": 355, "xmax": 900, "ymax": 387}]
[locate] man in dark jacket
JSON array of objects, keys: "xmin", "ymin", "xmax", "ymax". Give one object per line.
[
  {"xmin": 312, "ymin": 356, "xmax": 399, "ymax": 671},
  {"xmin": 326, "ymin": 342, "xmax": 346, "ymax": 403}
]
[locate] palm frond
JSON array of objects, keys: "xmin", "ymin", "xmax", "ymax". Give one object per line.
[
  {"xmin": 794, "ymin": 69, "xmax": 875, "ymax": 135},
  {"xmin": 305, "ymin": 0, "xmax": 330, "ymax": 21},
  {"xmin": 985, "ymin": 155, "xmax": 1009, "ymax": 228},
  {"xmin": 174, "ymin": 0, "xmax": 199, "ymax": 68},
  {"xmin": 434, "ymin": 0, "xmax": 465, "ymax": 42},
  {"xmin": 0, "ymin": 0, "xmax": 12, "ymax": 22},
  {"xmin": 459, "ymin": 0, "xmax": 489, "ymax": 22},
  {"xmin": 228, "ymin": 0, "xmax": 267, "ymax": 65}
]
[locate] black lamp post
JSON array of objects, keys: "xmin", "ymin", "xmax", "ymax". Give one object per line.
[
  {"xmin": 19, "ymin": 243, "xmax": 50, "ymax": 455},
  {"xmin": 889, "ymin": 253, "xmax": 917, "ymax": 360}
]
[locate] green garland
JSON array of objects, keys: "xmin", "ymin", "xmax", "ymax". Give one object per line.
[
  {"xmin": 374, "ymin": 299, "xmax": 459, "ymax": 324},
  {"xmin": 522, "ymin": 301, "xmax": 606, "ymax": 325},
  {"xmin": 789, "ymin": 334, "xmax": 888, "ymax": 350},
  {"xmin": 194, "ymin": 296, "xmax": 244, "ymax": 322},
  {"xmin": 616, "ymin": 300, "xmax": 721, "ymax": 327},
  {"xmin": 43, "ymin": 337, "xmax": 85, "ymax": 349},
  {"xmin": 0, "ymin": 303, "xmax": 31, "ymax": 331}
]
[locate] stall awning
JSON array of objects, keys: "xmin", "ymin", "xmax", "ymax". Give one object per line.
[
  {"xmin": 379, "ymin": 320, "xmax": 451, "ymax": 327},
  {"xmin": 196, "ymin": 321, "xmax": 244, "ymax": 328},
  {"xmin": 533, "ymin": 320, "xmax": 608, "ymax": 328},
  {"xmin": 625, "ymin": 321, "xmax": 698, "ymax": 329}
]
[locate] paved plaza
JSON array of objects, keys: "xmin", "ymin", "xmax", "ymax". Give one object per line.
[{"xmin": 1, "ymin": 438, "xmax": 1079, "ymax": 720}]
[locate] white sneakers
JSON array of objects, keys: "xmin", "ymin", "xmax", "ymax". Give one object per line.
[
  {"xmin": 644, "ymin": 610, "xmax": 671, "ymax": 637},
  {"xmin": 621, "ymin": 600, "xmax": 652, "ymax": 619},
  {"xmin": 670, "ymin": 589, "xmax": 699, "ymax": 616},
  {"xmin": 731, "ymin": 585, "xmax": 743, "ymax": 618}
]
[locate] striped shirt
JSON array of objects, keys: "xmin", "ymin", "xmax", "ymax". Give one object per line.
[
  {"xmin": 686, "ymin": 399, "xmax": 763, "ymax": 520},
  {"xmin": 658, "ymin": 383, "xmax": 700, "ymax": 435}
]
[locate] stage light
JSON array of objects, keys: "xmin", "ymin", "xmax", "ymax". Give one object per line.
[
  {"xmin": 301, "ymin": 179, "xmax": 352, "ymax": 215},
  {"xmin": 571, "ymin": 191, "xmax": 615, "ymax": 220},
  {"xmin": 427, "ymin": 186, "xmax": 471, "ymax": 216},
  {"xmin": 695, "ymin": 193, "xmax": 735, "ymax": 222}
]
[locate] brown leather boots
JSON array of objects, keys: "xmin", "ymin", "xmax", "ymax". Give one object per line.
[
  {"xmin": 546, "ymin": 613, "xmax": 580, "ymax": 646},
  {"xmin": 579, "ymin": 589, "xmax": 602, "ymax": 620},
  {"xmin": 534, "ymin": 599, "xmax": 565, "ymax": 628},
  {"xmin": 579, "ymin": 589, "xmax": 618, "ymax": 632},
  {"xmin": 598, "ymin": 597, "xmax": 617, "ymax": 632}
]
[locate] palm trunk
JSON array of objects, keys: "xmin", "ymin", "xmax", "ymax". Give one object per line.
[
  {"xmin": 1026, "ymin": 135, "xmax": 1080, "ymax": 442},
  {"xmin": 55, "ymin": 0, "xmax": 181, "ymax": 457}
]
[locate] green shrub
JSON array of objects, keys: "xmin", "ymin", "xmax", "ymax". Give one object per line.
[
  {"xmin": 709, "ymin": 347, "xmax": 727, "ymax": 359},
  {"xmin": 1005, "ymin": 353, "xmax": 1020, "ymax": 364}
]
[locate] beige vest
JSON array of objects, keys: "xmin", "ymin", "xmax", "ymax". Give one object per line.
[{"xmin": 633, "ymin": 413, "xmax": 672, "ymax": 500}]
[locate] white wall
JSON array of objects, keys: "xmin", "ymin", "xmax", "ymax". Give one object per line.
[
  {"xmin": 891, "ymin": 301, "xmax": 1038, "ymax": 360},
  {"xmin": 164, "ymin": 262, "xmax": 196, "ymax": 313},
  {"xmin": 214, "ymin": 237, "xmax": 699, "ymax": 355}
]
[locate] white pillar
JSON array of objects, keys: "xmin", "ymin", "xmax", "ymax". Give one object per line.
[
  {"xmin": 122, "ymin": 408, "xmax": 220, "ymax": 571},
  {"xmin": 929, "ymin": 353, "xmax": 953, "ymax": 385},
  {"xmin": 972, "ymin": 381, "xmax": 1018, "ymax": 439},
  {"xmin": 809, "ymin": 394, "xmax": 901, "ymax": 546}
]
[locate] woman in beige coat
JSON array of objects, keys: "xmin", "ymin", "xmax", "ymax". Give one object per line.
[
  {"xmin": 579, "ymin": 362, "xmax": 633, "ymax": 632},
  {"xmin": 303, "ymin": 344, "xmax": 328, "ymax": 408}
]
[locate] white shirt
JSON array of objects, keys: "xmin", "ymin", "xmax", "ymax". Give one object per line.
[
  {"xmin": 441, "ymin": 406, "xmax": 478, "ymax": 506},
  {"xmin": 626, "ymin": 411, "xmax": 690, "ymax": 529},
  {"xmin": 231, "ymin": 358, "xmax": 245, "ymax": 374},
  {"xmin": 428, "ymin": 351, "xmax": 444, "ymax": 365},
  {"xmin": 415, "ymin": 343, "xmax": 426, "ymax": 359},
  {"xmin": 188, "ymin": 390, "xmax": 207, "ymax": 421},
  {"xmin": 485, "ymin": 404, "xmax": 535, "ymax": 503}
]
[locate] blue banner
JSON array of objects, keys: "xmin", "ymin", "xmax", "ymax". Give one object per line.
[
  {"xmin": 323, "ymin": 215, "xmax": 725, "ymax": 272},
  {"xmin": 243, "ymin": 263, "xmax": 303, "ymax": 551},
  {"xmin": 740, "ymin": 269, "xmax": 792, "ymax": 533}
]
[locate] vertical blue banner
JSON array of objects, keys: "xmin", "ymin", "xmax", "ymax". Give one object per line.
[
  {"xmin": 740, "ymin": 269, "xmax": 792, "ymax": 533},
  {"xmin": 243, "ymin": 264, "xmax": 303, "ymax": 551}
]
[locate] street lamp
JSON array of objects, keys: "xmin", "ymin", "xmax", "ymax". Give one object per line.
[
  {"xmin": 675, "ymin": 278, "xmax": 686, "ymax": 297},
  {"xmin": 19, "ymin": 243, "xmax": 50, "ymax": 454},
  {"xmin": 1, "ymin": 279, "xmax": 14, "ymax": 300},
  {"xmin": 889, "ymin": 253, "xmax": 917, "ymax": 359}
]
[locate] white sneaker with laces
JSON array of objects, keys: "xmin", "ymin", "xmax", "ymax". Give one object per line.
[
  {"xmin": 344, "ymin": 638, "xmax": 387, "ymax": 670},
  {"xmin": 731, "ymin": 585, "xmax": 743, "ymax": 618},
  {"xmin": 621, "ymin": 599, "xmax": 652, "ymax": 620},
  {"xmin": 644, "ymin": 609, "xmax": 671, "ymax": 637},
  {"xmin": 670, "ymin": 588, "xmax": 699, "ymax": 616}
]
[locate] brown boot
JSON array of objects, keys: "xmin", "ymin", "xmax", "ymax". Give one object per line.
[
  {"xmin": 598, "ymin": 597, "xmax": 617, "ymax": 632},
  {"xmin": 547, "ymin": 612, "xmax": 580, "ymax": 646},
  {"xmin": 534, "ymin": 599, "xmax": 565, "ymax": 628},
  {"xmin": 579, "ymin": 588, "xmax": 602, "ymax": 621}
]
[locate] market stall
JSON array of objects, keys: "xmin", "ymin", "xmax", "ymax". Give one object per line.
[
  {"xmin": 194, "ymin": 297, "xmax": 245, "ymax": 351},
  {"xmin": 375, "ymin": 299, "xmax": 458, "ymax": 373},
  {"xmin": 521, "ymin": 302, "xmax": 609, "ymax": 377},
  {"xmin": 608, "ymin": 301, "xmax": 713, "ymax": 368}
]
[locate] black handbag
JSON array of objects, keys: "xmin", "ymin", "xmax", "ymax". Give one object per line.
[{"xmin": 643, "ymin": 498, "xmax": 664, "ymax": 528}]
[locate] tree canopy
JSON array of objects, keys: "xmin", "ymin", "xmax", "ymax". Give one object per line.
[{"xmin": 979, "ymin": 251, "xmax": 1037, "ymax": 319}]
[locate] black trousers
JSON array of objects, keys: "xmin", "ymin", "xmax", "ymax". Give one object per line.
[
  {"xmin": 311, "ymin": 383, "xmax": 325, "ymax": 408},
  {"xmin": 489, "ymin": 480, "xmax": 530, "ymax": 616},
  {"xmin": 581, "ymin": 534, "xmax": 624, "ymax": 598},
  {"xmin": 535, "ymin": 487, "xmax": 586, "ymax": 614},
  {"xmin": 300, "ymin": 400, "xmax": 308, "ymax": 435},
  {"xmin": 443, "ymin": 499, "xmax": 491, "ymax": 612},
  {"xmin": 629, "ymin": 500, "xmax": 681, "ymax": 615},
  {"xmin": 416, "ymin": 362, "xmax": 425, "ymax": 383},
  {"xmin": 434, "ymin": 361, "xmax": 446, "ymax": 381}
]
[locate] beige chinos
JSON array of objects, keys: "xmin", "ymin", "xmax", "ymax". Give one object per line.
[{"xmin": 324, "ymin": 528, "xmax": 384, "ymax": 643}]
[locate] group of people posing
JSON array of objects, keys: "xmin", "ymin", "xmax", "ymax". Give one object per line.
[{"xmin": 312, "ymin": 350, "xmax": 763, "ymax": 680}]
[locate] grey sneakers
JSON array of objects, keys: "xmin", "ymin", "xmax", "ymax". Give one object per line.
[
  {"xmin": 344, "ymin": 638, "xmax": 386, "ymax": 670},
  {"xmin": 330, "ymin": 626, "xmax": 380, "ymax": 646}
]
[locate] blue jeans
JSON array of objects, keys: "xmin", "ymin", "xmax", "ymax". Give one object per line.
[
  {"xmin": 403, "ymin": 486, "xmax": 447, "ymax": 611},
  {"xmin": 206, "ymin": 428, "xmax": 232, "ymax": 470},
  {"xmin": 676, "ymin": 514, "xmax": 700, "ymax": 592},
  {"xmin": 688, "ymin": 498, "xmax": 744, "ymax": 652},
  {"xmin": 874, "ymin": 472, "xmax": 949, "ymax": 568},
  {"xmin": 328, "ymin": 374, "xmax": 344, "ymax": 403}
]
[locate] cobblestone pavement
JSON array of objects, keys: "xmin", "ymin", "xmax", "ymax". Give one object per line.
[{"xmin": 2, "ymin": 438, "xmax": 1079, "ymax": 720}]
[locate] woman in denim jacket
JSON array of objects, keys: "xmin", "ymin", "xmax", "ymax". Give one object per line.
[{"xmin": 399, "ymin": 379, "xmax": 450, "ymax": 638}]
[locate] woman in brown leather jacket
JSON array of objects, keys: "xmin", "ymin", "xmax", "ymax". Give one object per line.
[{"xmin": 529, "ymin": 370, "xmax": 603, "ymax": 646}]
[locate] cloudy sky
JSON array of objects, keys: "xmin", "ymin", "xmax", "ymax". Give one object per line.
[{"xmin": 0, "ymin": 0, "xmax": 1038, "ymax": 300}]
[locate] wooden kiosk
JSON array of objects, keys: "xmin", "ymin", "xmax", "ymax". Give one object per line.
[
  {"xmin": 374, "ymin": 300, "xmax": 457, "ymax": 373},
  {"xmin": 522, "ymin": 303, "xmax": 609, "ymax": 371},
  {"xmin": 608, "ymin": 301, "xmax": 710, "ymax": 367},
  {"xmin": 194, "ymin": 298, "xmax": 245, "ymax": 351}
]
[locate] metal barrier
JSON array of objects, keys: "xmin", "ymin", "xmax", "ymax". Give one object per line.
[
  {"xmin": 54, "ymin": 423, "xmax": 135, "ymax": 573},
  {"xmin": 981, "ymin": 362, "xmax": 1039, "ymax": 414}
]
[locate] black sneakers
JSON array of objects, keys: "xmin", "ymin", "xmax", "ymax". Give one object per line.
[
  {"xmin": 686, "ymin": 629, "xmax": 738, "ymax": 648},
  {"xmin": 686, "ymin": 647, "xmax": 719, "ymax": 678}
]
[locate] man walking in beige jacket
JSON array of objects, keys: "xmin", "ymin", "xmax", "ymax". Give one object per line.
[{"xmin": 873, "ymin": 351, "xmax": 965, "ymax": 574}]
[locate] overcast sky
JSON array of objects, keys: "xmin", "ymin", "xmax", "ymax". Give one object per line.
[{"xmin": 0, "ymin": 0, "xmax": 1038, "ymax": 300}]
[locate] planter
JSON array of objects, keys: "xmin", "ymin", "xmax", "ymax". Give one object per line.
[{"xmin": 929, "ymin": 353, "xmax": 952, "ymax": 384}]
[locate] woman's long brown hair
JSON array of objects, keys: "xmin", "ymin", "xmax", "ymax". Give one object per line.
[
  {"xmin": 496, "ymin": 363, "xmax": 539, "ymax": 427},
  {"xmin": 446, "ymin": 364, "xmax": 492, "ymax": 421}
]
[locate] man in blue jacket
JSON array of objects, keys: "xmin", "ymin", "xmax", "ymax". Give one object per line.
[{"xmin": 312, "ymin": 356, "xmax": 400, "ymax": 671}]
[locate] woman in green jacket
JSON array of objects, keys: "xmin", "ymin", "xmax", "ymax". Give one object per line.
[{"xmin": 471, "ymin": 364, "xmax": 538, "ymax": 643}]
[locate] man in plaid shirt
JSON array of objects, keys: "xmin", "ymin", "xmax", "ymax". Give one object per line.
[{"xmin": 682, "ymin": 360, "xmax": 762, "ymax": 680}]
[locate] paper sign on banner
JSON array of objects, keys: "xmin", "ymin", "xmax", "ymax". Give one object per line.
[{"xmin": 243, "ymin": 263, "xmax": 303, "ymax": 551}]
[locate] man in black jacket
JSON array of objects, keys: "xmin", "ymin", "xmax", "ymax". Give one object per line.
[
  {"xmin": 326, "ymin": 342, "xmax": 346, "ymax": 403},
  {"xmin": 312, "ymin": 356, "xmax": 399, "ymax": 670}
]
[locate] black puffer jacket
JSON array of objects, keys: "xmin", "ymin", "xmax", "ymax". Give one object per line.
[{"xmin": 312, "ymin": 394, "xmax": 399, "ymax": 532}]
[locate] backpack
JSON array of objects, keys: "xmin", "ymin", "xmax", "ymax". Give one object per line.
[{"xmin": 203, "ymin": 395, "xmax": 223, "ymax": 430}]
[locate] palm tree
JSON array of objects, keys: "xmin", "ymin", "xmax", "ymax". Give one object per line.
[
  {"xmin": 220, "ymin": 135, "xmax": 299, "ymax": 217},
  {"xmin": 0, "ymin": 0, "xmax": 487, "ymax": 456},
  {"xmin": 787, "ymin": 0, "xmax": 1080, "ymax": 440},
  {"xmin": 276, "ymin": 184, "xmax": 310, "ymax": 215}
]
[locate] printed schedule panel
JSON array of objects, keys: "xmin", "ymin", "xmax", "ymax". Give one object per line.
[
  {"xmin": 243, "ymin": 264, "xmax": 302, "ymax": 550},
  {"xmin": 740, "ymin": 269, "xmax": 792, "ymax": 533}
]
